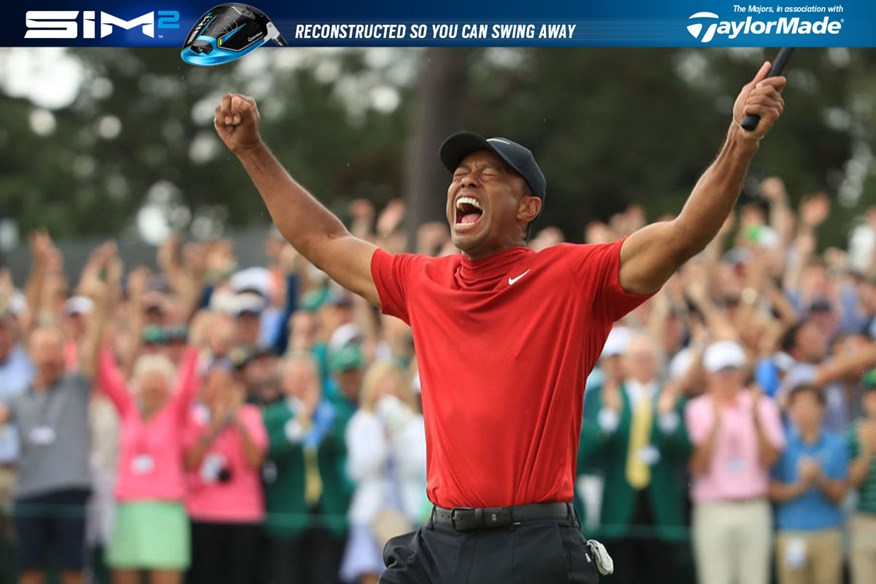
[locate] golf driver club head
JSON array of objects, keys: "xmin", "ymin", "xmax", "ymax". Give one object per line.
[{"xmin": 181, "ymin": 3, "xmax": 288, "ymax": 66}]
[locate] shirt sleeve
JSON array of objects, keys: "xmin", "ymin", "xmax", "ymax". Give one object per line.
[
  {"xmin": 243, "ymin": 406, "xmax": 269, "ymax": 454},
  {"xmin": 756, "ymin": 397, "xmax": 786, "ymax": 450},
  {"xmin": 96, "ymin": 345, "xmax": 132, "ymax": 415},
  {"xmin": 561, "ymin": 240, "xmax": 655, "ymax": 324},
  {"xmin": 684, "ymin": 398, "xmax": 711, "ymax": 445},
  {"xmin": 597, "ymin": 409, "xmax": 620, "ymax": 434},
  {"xmin": 370, "ymin": 248, "xmax": 429, "ymax": 324},
  {"xmin": 69, "ymin": 371, "xmax": 93, "ymax": 397},
  {"xmin": 769, "ymin": 450, "xmax": 790, "ymax": 482},
  {"xmin": 345, "ymin": 411, "xmax": 389, "ymax": 482},
  {"xmin": 172, "ymin": 347, "xmax": 201, "ymax": 421},
  {"xmin": 826, "ymin": 434, "xmax": 849, "ymax": 480}
]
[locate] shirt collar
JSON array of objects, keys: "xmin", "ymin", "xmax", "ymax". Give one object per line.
[{"xmin": 455, "ymin": 246, "xmax": 532, "ymax": 291}]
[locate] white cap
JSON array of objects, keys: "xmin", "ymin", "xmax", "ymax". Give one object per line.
[
  {"xmin": 703, "ymin": 340, "xmax": 748, "ymax": 373},
  {"xmin": 233, "ymin": 292, "xmax": 266, "ymax": 316},
  {"xmin": 601, "ymin": 326, "xmax": 631, "ymax": 358},
  {"xmin": 64, "ymin": 296, "xmax": 94, "ymax": 316},
  {"xmin": 230, "ymin": 267, "xmax": 274, "ymax": 299},
  {"xmin": 208, "ymin": 289, "xmax": 238, "ymax": 315},
  {"xmin": 328, "ymin": 322, "xmax": 362, "ymax": 353},
  {"xmin": 758, "ymin": 226, "xmax": 780, "ymax": 249}
]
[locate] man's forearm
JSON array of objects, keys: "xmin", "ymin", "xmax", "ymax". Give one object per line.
[
  {"xmin": 234, "ymin": 418, "xmax": 265, "ymax": 468},
  {"xmin": 618, "ymin": 126, "xmax": 762, "ymax": 294},
  {"xmin": 816, "ymin": 343, "xmax": 876, "ymax": 386},
  {"xmin": 234, "ymin": 140, "xmax": 379, "ymax": 305},
  {"xmin": 236, "ymin": 142, "xmax": 350, "ymax": 264},
  {"xmin": 689, "ymin": 426, "xmax": 719, "ymax": 475},
  {"xmin": 815, "ymin": 476, "xmax": 847, "ymax": 504},
  {"xmin": 753, "ymin": 414, "xmax": 780, "ymax": 467},
  {"xmin": 849, "ymin": 452, "xmax": 873, "ymax": 488},
  {"xmin": 673, "ymin": 126, "xmax": 761, "ymax": 257},
  {"xmin": 768, "ymin": 480, "xmax": 807, "ymax": 503}
]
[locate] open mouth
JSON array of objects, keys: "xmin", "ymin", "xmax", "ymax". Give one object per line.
[{"xmin": 455, "ymin": 196, "xmax": 483, "ymax": 227}]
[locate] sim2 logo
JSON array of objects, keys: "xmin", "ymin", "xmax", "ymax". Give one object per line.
[
  {"xmin": 25, "ymin": 9, "xmax": 180, "ymax": 39},
  {"xmin": 686, "ymin": 11, "xmax": 842, "ymax": 43}
]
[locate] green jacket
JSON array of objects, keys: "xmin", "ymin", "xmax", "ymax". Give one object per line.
[
  {"xmin": 579, "ymin": 383, "xmax": 691, "ymax": 541},
  {"xmin": 262, "ymin": 399, "xmax": 354, "ymax": 537}
]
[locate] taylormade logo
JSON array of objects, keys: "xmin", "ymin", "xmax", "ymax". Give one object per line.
[{"xmin": 686, "ymin": 11, "xmax": 842, "ymax": 43}]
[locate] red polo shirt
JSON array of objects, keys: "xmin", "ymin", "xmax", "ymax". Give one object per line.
[{"xmin": 371, "ymin": 240, "xmax": 651, "ymax": 508}]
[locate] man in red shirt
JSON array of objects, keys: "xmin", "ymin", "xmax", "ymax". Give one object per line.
[{"xmin": 213, "ymin": 61, "xmax": 786, "ymax": 583}]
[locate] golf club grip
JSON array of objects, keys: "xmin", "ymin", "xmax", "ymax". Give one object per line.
[{"xmin": 741, "ymin": 48, "xmax": 795, "ymax": 132}]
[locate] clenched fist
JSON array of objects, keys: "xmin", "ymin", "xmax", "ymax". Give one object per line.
[
  {"xmin": 732, "ymin": 61, "xmax": 787, "ymax": 141},
  {"xmin": 214, "ymin": 93, "xmax": 262, "ymax": 154}
]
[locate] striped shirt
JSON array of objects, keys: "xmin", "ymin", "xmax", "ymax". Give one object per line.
[{"xmin": 847, "ymin": 421, "xmax": 876, "ymax": 514}]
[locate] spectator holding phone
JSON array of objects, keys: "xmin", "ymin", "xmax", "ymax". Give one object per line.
[{"xmin": 183, "ymin": 360, "xmax": 267, "ymax": 584}]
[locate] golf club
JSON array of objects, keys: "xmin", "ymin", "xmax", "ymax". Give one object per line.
[{"xmin": 181, "ymin": 3, "xmax": 288, "ymax": 67}]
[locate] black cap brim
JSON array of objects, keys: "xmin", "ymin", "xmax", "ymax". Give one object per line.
[
  {"xmin": 440, "ymin": 131, "xmax": 498, "ymax": 173},
  {"xmin": 439, "ymin": 131, "xmax": 545, "ymax": 200}
]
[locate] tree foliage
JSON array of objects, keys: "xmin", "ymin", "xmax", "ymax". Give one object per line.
[{"xmin": 1, "ymin": 47, "xmax": 873, "ymax": 249}]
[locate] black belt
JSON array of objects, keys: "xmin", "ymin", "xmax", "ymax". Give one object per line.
[{"xmin": 432, "ymin": 502, "xmax": 573, "ymax": 532}]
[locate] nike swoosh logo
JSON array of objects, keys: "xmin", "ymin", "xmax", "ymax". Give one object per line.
[{"xmin": 508, "ymin": 269, "xmax": 530, "ymax": 286}]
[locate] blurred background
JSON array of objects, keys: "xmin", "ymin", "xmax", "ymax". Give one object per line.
[
  {"xmin": 1, "ymin": 47, "xmax": 876, "ymax": 584},
  {"xmin": 1, "ymin": 48, "xmax": 874, "ymax": 269}
]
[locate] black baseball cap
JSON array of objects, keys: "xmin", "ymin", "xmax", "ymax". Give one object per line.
[{"xmin": 440, "ymin": 131, "xmax": 547, "ymax": 201}]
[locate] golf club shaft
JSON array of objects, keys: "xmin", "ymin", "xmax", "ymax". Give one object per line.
[{"xmin": 741, "ymin": 48, "xmax": 795, "ymax": 132}]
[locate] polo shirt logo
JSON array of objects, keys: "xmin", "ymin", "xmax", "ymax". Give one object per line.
[{"xmin": 508, "ymin": 269, "xmax": 530, "ymax": 286}]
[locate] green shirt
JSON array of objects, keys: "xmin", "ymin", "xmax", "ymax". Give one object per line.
[{"xmin": 847, "ymin": 422, "xmax": 876, "ymax": 514}]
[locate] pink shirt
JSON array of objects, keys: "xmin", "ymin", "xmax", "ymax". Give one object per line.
[
  {"xmin": 183, "ymin": 404, "xmax": 267, "ymax": 523},
  {"xmin": 98, "ymin": 345, "xmax": 200, "ymax": 502},
  {"xmin": 685, "ymin": 390, "xmax": 786, "ymax": 503}
]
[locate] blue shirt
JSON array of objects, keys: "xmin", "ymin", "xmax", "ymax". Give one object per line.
[
  {"xmin": 754, "ymin": 358, "xmax": 781, "ymax": 399},
  {"xmin": 772, "ymin": 427, "xmax": 848, "ymax": 530},
  {"xmin": 0, "ymin": 345, "xmax": 35, "ymax": 463}
]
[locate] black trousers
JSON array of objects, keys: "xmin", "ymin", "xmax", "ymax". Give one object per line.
[
  {"xmin": 380, "ymin": 517, "xmax": 600, "ymax": 584},
  {"xmin": 269, "ymin": 527, "xmax": 346, "ymax": 584},
  {"xmin": 601, "ymin": 489, "xmax": 677, "ymax": 584},
  {"xmin": 187, "ymin": 520, "xmax": 260, "ymax": 584}
]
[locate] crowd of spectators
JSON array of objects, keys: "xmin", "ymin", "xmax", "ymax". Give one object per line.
[{"xmin": 0, "ymin": 176, "xmax": 875, "ymax": 584}]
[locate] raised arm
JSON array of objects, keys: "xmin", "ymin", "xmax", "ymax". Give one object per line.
[
  {"xmin": 159, "ymin": 237, "xmax": 206, "ymax": 324},
  {"xmin": 119, "ymin": 267, "xmax": 148, "ymax": 378},
  {"xmin": 97, "ymin": 344, "xmax": 133, "ymax": 414},
  {"xmin": 618, "ymin": 62, "xmax": 786, "ymax": 295},
  {"xmin": 23, "ymin": 230, "xmax": 55, "ymax": 334},
  {"xmin": 214, "ymin": 94, "xmax": 379, "ymax": 305},
  {"xmin": 79, "ymin": 244, "xmax": 122, "ymax": 380},
  {"xmin": 172, "ymin": 346, "xmax": 201, "ymax": 420}
]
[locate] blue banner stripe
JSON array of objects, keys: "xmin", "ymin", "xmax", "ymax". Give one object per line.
[{"xmin": 6, "ymin": 1, "xmax": 871, "ymax": 47}]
